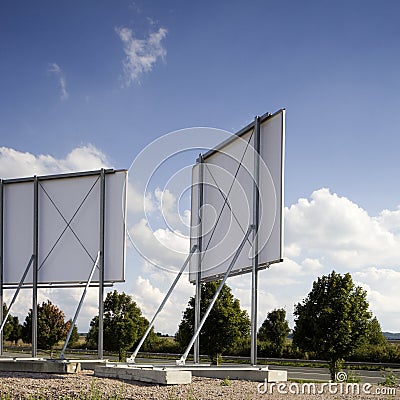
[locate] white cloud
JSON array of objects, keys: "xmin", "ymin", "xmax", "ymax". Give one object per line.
[
  {"xmin": 115, "ymin": 26, "xmax": 167, "ymax": 86},
  {"xmin": 154, "ymin": 187, "xmax": 191, "ymax": 233},
  {"xmin": 377, "ymin": 206, "xmax": 400, "ymax": 234},
  {"xmin": 131, "ymin": 273, "xmax": 194, "ymax": 334},
  {"xmin": 0, "ymin": 145, "xmax": 110, "ymax": 179},
  {"xmin": 128, "ymin": 218, "xmax": 189, "ymax": 271},
  {"xmin": 127, "ymin": 182, "xmax": 156, "ymax": 215},
  {"xmin": 353, "ymin": 268, "xmax": 400, "ymax": 331},
  {"xmin": 125, "ymin": 186, "xmax": 400, "ymax": 333},
  {"xmin": 285, "ymin": 188, "xmax": 400, "ymax": 269},
  {"xmin": 48, "ymin": 63, "xmax": 68, "ymax": 101}
]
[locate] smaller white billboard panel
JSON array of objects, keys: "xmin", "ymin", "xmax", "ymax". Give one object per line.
[{"xmin": 189, "ymin": 110, "xmax": 285, "ymax": 282}]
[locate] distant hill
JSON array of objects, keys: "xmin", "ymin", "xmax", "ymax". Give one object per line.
[{"xmin": 383, "ymin": 332, "xmax": 400, "ymax": 340}]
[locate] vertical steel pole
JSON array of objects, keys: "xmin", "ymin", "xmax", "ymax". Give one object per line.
[
  {"xmin": 251, "ymin": 116, "xmax": 261, "ymax": 366},
  {"xmin": 32, "ymin": 176, "xmax": 39, "ymax": 357},
  {"xmin": 98, "ymin": 169, "xmax": 106, "ymax": 359},
  {"xmin": 194, "ymin": 156, "xmax": 204, "ymax": 364},
  {"xmin": 0, "ymin": 180, "xmax": 3, "ymax": 355}
]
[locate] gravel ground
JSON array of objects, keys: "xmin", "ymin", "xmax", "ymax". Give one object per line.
[{"xmin": 0, "ymin": 370, "xmax": 398, "ymax": 399}]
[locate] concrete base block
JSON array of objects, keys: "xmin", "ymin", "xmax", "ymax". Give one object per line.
[
  {"xmin": 0, "ymin": 358, "xmax": 81, "ymax": 374},
  {"xmin": 77, "ymin": 359, "xmax": 108, "ymax": 370},
  {"xmin": 95, "ymin": 365, "xmax": 192, "ymax": 385},
  {"xmin": 184, "ymin": 366, "xmax": 287, "ymax": 382}
]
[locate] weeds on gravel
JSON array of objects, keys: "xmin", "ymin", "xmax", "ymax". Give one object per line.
[
  {"xmin": 0, "ymin": 380, "xmax": 126, "ymax": 400},
  {"xmin": 380, "ymin": 370, "xmax": 398, "ymax": 387},
  {"xmin": 167, "ymin": 387, "xmax": 199, "ymax": 400},
  {"xmin": 220, "ymin": 376, "xmax": 231, "ymax": 386}
]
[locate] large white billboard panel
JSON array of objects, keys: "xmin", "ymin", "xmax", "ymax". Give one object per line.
[
  {"xmin": 1, "ymin": 169, "xmax": 127, "ymax": 286},
  {"xmin": 189, "ymin": 110, "xmax": 284, "ymax": 282}
]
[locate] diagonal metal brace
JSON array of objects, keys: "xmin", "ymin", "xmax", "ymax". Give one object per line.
[{"xmin": 127, "ymin": 244, "xmax": 198, "ymax": 364}]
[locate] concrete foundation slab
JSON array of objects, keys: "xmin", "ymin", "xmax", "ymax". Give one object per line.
[
  {"xmin": 184, "ymin": 366, "xmax": 287, "ymax": 382},
  {"xmin": 0, "ymin": 358, "xmax": 81, "ymax": 374},
  {"xmin": 95, "ymin": 365, "xmax": 192, "ymax": 385},
  {"xmin": 74, "ymin": 359, "xmax": 108, "ymax": 370},
  {"xmin": 97, "ymin": 363, "xmax": 286, "ymax": 385}
]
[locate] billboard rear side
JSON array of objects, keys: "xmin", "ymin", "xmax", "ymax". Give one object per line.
[
  {"xmin": 189, "ymin": 110, "xmax": 285, "ymax": 282},
  {"xmin": 1, "ymin": 169, "xmax": 127, "ymax": 286}
]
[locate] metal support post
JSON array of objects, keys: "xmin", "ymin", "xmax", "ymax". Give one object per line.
[
  {"xmin": 98, "ymin": 169, "xmax": 106, "ymax": 359},
  {"xmin": 32, "ymin": 176, "xmax": 39, "ymax": 357},
  {"xmin": 194, "ymin": 155, "xmax": 204, "ymax": 364},
  {"xmin": 127, "ymin": 245, "xmax": 197, "ymax": 364},
  {"xmin": 251, "ymin": 116, "xmax": 261, "ymax": 366},
  {"xmin": 60, "ymin": 251, "xmax": 100, "ymax": 359},
  {"xmin": 177, "ymin": 225, "xmax": 254, "ymax": 366}
]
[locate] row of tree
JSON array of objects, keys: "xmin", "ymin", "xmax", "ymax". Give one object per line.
[{"xmin": 1, "ymin": 270, "xmax": 392, "ymax": 382}]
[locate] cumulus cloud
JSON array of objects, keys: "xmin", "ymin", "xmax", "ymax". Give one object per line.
[
  {"xmin": 127, "ymin": 182, "xmax": 156, "ymax": 215},
  {"xmin": 131, "ymin": 273, "xmax": 194, "ymax": 335},
  {"xmin": 0, "ymin": 145, "xmax": 110, "ymax": 179},
  {"xmin": 48, "ymin": 63, "xmax": 68, "ymax": 100},
  {"xmin": 128, "ymin": 218, "xmax": 189, "ymax": 271},
  {"xmin": 285, "ymin": 188, "xmax": 400, "ymax": 269},
  {"xmin": 154, "ymin": 187, "xmax": 191, "ymax": 232},
  {"xmin": 125, "ymin": 185, "xmax": 400, "ymax": 333},
  {"xmin": 115, "ymin": 26, "xmax": 167, "ymax": 86}
]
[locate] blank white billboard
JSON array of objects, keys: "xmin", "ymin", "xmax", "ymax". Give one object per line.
[
  {"xmin": 189, "ymin": 110, "xmax": 285, "ymax": 282},
  {"xmin": 1, "ymin": 169, "xmax": 127, "ymax": 286}
]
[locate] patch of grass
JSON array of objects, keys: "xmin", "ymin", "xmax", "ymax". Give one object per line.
[
  {"xmin": 345, "ymin": 369, "xmax": 361, "ymax": 383},
  {"xmin": 288, "ymin": 378, "xmax": 327, "ymax": 384},
  {"xmin": 220, "ymin": 376, "xmax": 231, "ymax": 386},
  {"xmin": 379, "ymin": 371, "xmax": 398, "ymax": 387}
]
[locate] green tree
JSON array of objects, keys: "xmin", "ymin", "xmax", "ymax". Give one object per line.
[
  {"xmin": 258, "ymin": 308, "xmax": 290, "ymax": 357},
  {"xmin": 2, "ymin": 303, "xmax": 14, "ymax": 341},
  {"xmin": 350, "ymin": 316, "xmax": 388, "ymax": 362},
  {"xmin": 86, "ymin": 290, "xmax": 150, "ymax": 361},
  {"xmin": 293, "ymin": 271, "xmax": 372, "ymax": 380},
  {"xmin": 65, "ymin": 319, "xmax": 80, "ymax": 348},
  {"xmin": 1, "ymin": 304, "xmax": 22, "ymax": 344},
  {"xmin": 22, "ymin": 300, "xmax": 69, "ymax": 355},
  {"xmin": 364, "ymin": 317, "xmax": 387, "ymax": 347},
  {"xmin": 176, "ymin": 281, "xmax": 250, "ymax": 364},
  {"xmin": 7, "ymin": 316, "xmax": 22, "ymax": 345}
]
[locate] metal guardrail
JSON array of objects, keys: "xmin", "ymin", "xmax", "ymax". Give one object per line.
[{"xmin": 3, "ymin": 347, "xmax": 400, "ymax": 369}]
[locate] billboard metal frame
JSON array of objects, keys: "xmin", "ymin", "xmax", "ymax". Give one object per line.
[
  {"xmin": 0, "ymin": 168, "xmax": 127, "ymax": 358},
  {"xmin": 190, "ymin": 109, "xmax": 285, "ymax": 283}
]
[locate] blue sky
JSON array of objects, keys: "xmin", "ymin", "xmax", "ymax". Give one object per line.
[{"xmin": 1, "ymin": 0, "xmax": 400, "ymax": 335}]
